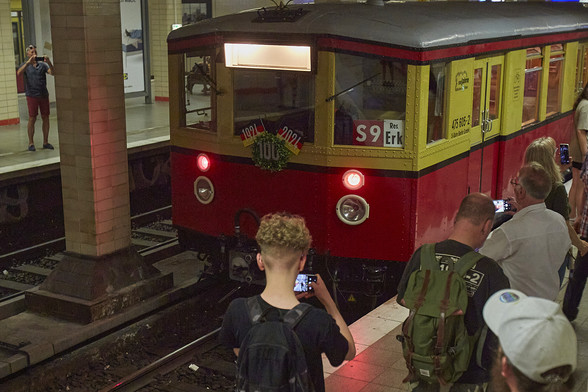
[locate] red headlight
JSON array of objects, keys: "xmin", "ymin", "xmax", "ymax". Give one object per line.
[
  {"xmin": 197, "ymin": 153, "xmax": 210, "ymax": 172},
  {"xmin": 342, "ymin": 169, "xmax": 364, "ymax": 190}
]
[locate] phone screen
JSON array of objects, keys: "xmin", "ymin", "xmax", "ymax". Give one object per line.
[
  {"xmin": 493, "ymin": 200, "xmax": 505, "ymax": 213},
  {"xmin": 294, "ymin": 274, "xmax": 317, "ymax": 292},
  {"xmin": 493, "ymin": 200, "xmax": 511, "ymax": 213},
  {"xmin": 560, "ymin": 144, "xmax": 570, "ymax": 165}
]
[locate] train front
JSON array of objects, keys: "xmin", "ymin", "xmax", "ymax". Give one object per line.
[{"xmin": 166, "ymin": 3, "xmax": 466, "ymax": 312}]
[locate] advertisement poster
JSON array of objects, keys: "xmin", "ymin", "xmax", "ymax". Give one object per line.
[{"xmin": 121, "ymin": 0, "xmax": 145, "ymax": 94}]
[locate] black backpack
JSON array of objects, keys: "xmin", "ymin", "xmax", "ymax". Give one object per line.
[{"xmin": 236, "ymin": 296, "xmax": 315, "ymax": 392}]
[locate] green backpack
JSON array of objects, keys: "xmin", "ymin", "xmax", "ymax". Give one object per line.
[{"xmin": 399, "ymin": 243, "xmax": 483, "ymax": 385}]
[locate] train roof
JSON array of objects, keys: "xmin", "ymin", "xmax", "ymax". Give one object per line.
[{"xmin": 168, "ymin": 2, "xmax": 588, "ymax": 51}]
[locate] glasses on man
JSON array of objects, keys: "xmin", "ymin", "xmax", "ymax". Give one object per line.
[{"xmin": 28, "ymin": 45, "xmax": 36, "ymax": 50}]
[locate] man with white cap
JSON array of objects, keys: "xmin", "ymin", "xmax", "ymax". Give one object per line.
[{"xmin": 482, "ymin": 289, "xmax": 577, "ymax": 392}]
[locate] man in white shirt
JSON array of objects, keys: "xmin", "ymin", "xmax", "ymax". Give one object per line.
[{"xmin": 480, "ymin": 162, "xmax": 570, "ymax": 300}]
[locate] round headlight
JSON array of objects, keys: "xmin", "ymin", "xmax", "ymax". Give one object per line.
[
  {"xmin": 194, "ymin": 176, "xmax": 214, "ymax": 204},
  {"xmin": 336, "ymin": 195, "xmax": 369, "ymax": 225}
]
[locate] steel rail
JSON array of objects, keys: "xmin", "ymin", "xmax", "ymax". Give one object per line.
[{"xmin": 98, "ymin": 327, "xmax": 221, "ymax": 392}]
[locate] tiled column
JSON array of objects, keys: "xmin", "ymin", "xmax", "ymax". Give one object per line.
[
  {"xmin": 149, "ymin": 0, "xmax": 181, "ymax": 101},
  {"xmin": 25, "ymin": 0, "xmax": 172, "ymax": 319},
  {"xmin": 0, "ymin": 0, "xmax": 20, "ymax": 126},
  {"xmin": 51, "ymin": 0, "xmax": 130, "ymax": 257}
]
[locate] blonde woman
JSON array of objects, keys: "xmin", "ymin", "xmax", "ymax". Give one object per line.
[
  {"xmin": 524, "ymin": 137, "xmax": 588, "ymax": 283},
  {"xmin": 569, "ymin": 83, "xmax": 588, "ymax": 221}
]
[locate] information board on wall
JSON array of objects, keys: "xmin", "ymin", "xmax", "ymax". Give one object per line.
[{"xmin": 121, "ymin": 0, "xmax": 145, "ymax": 94}]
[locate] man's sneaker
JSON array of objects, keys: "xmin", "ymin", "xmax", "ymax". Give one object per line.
[
  {"xmin": 43, "ymin": 143, "xmax": 54, "ymax": 150},
  {"xmin": 28, "ymin": 145, "xmax": 36, "ymax": 152}
]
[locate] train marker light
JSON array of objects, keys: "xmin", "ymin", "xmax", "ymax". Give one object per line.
[
  {"xmin": 194, "ymin": 176, "xmax": 214, "ymax": 204},
  {"xmin": 343, "ymin": 169, "xmax": 364, "ymax": 190},
  {"xmin": 336, "ymin": 195, "xmax": 369, "ymax": 225},
  {"xmin": 197, "ymin": 153, "xmax": 210, "ymax": 172}
]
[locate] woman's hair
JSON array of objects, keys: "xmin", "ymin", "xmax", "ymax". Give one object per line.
[
  {"xmin": 574, "ymin": 83, "xmax": 588, "ymax": 110},
  {"xmin": 490, "ymin": 348, "xmax": 575, "ymax": 392},
  {"xmin": 524, "ymin": 137, "xmax": 562, "ymax": 183}
]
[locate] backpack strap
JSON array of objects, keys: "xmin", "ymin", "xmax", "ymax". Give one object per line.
[
  {"xmin": 419, "ymin": 243, "xmax": 438, "ymax": 270},
  {"xmin": 454, "ymin": 251, "xmax": 484, "ymax": 277},
  {"xmin": 246, "ymin": 296, "xmax": 268, "ymax": 324},
  {"xmin": 283, "ymin": 303, "xmax": 313, "ymax": 329},
  {"xmin": 246, "ymin": 296, "xmax": 312, "ymax": 328}
]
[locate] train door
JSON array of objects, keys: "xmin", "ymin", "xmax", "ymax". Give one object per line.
[
  {"xmin": 468, "ymin": 56, "xmax": 503, "ymax": 195},
  {"xmin": 576, "ymin": 42, "xmax": 588, "ymax": 93}
]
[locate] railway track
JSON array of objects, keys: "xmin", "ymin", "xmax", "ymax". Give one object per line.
[
  {"xmin": 0, "ymin": 276, "xmax": 254, "ymax": 392},
  {"xmin": 0, "ymin": 206, "xmax": 178, "ymax": 303},
  {"xmin": 98, "ymin": 327, "xmax": 224, "ymax": 392}
]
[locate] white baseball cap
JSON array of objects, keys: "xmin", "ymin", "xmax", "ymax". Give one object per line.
[{"xmin": 483, "ymin": 289, "xmax": 577, "ymax": 384}]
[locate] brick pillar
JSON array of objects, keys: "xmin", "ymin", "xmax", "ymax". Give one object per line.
[
  {"xmin": 51, "ymin": 0, "xmax": 130, "ymax": 257},
  {"xmin": 0, "ymin": 0, "xmax": 20, "ymax": 126},
  {"xmin": 26, "ymin": 0, "xmax": 172, "ymax": 322}
]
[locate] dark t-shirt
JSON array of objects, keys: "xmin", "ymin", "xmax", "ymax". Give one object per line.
[
  {"xmin": 219, "ymin": 295, "xmax": 349, "ymax": 392},
  {"xmin": 21, "ymin": 62, "xmax": 49, "ymax": 97},
  {"xmin": 397, "ymin": 240, "xmax": 510, "ymax": 383}
]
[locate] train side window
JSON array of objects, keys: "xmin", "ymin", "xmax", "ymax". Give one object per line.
[
  {"xmin": 522, "ymin": 47, "xmax": 543, "ymax": 127},
  {"xmin": 333, "ymin": 53, "xmax": 407, "ymax": 147},
  {"xmin": 576, "ymin": 42, "xmax": 588, "ymax": 94},
  {"xmin": 232, "ymin": 69, "xmax": 315, "ymax": 143},
  {"xmin": 427, "ymin": 62, "xmax": 447, "ymax": 144},
  {"xmin": 489, "ymin": 64, "xmax": 502, "ymax": 121},
  {"xmin": 547, "ymin": 44, "xmax": 564, "ymax": 117},
  {"xmin": 184, "ymin": 52, "xmax": 214, "ymax": 131}
]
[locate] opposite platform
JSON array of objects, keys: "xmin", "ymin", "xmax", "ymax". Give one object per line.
[{"xmin": 0, "ymin": 96, "xmax": 170, "ymax": 183}]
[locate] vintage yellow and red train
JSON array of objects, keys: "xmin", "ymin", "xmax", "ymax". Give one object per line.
[{"xmin": 167, "ymin": 1, "xmax": 588, "ymax": 308}]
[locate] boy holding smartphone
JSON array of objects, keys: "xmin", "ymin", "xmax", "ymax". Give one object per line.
[{"xmin": 219, "ymin": 212, "xmax": 355, "ymax": 392}]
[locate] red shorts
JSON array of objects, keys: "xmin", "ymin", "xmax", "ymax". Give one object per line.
[{"xmin": 26, "ymin": 96, "xmax": 50, "ymax": 117}]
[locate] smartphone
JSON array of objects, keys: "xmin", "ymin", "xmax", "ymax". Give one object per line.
[
  {"xmin": 493, "ymin": 199, "xmax": 512, "ymax": 213},
  {"xmin": 294, "ymin": 273, "xmax": 317, "ymax": 292},
  {"xmin": 35, "ymin": 56, "xmax": 44, "ymax": 62},
  {"xmin": 560, "ymin": 143, "xmax": 570, "ymax": 165}
]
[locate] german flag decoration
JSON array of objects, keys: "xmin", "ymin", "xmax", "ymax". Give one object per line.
[
  {"xmin": 239, "ymin": 119, "xmax": 266, "ymax": 147},
  {"xmin": 276, "ymin": 126, "xmax": 304, "ymax": 155}
]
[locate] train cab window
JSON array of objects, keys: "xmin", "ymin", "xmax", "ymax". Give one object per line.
[
  {"xmin": 232, "ymin": 69, "xmax": 314, "ymax": 143},
  {"xmin": 522, "ymin": 47, "xmax": 543, "ymax": 126},
  {"xmin": 184, "ymin": 53, "xmax": 214, "ymax": 131},
  {"xmin": 333, "ymin": 53, "xmax": 407, "ymax": 147},
  {"xmin": 427, "ymin": 62, "xmax": 447, "ymax": 144},
  {"xmin": 547, "ymin": 44, "xmax": 564, "ymax": 117}
]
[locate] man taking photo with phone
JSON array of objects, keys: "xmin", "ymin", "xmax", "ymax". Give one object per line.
[
  {"xmin": 219, "ymin": 212, "xmax": 355, "ymax": 392},
  {"xmin": 17, "ymin": 44, "xmax": 55, "ymax": 152}
]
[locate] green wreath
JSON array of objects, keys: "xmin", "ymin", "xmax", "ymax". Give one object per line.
[{"xmin": 252, "ymin": 132, "xmax": 291, "ymax": 172}]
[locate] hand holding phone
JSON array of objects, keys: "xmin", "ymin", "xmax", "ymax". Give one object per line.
[
  {"xmin": 294, "ymin": 273, "xmax": 317, "ymax": 292},
  {"xmin": 35, "ymin": 56, "xmax": 45, "ymax": 62},
  {"xmin": 560, "ymin": 143, "xmax": 570, "ymax": 165}
]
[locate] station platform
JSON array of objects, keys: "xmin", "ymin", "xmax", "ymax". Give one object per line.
[
  {"xmin": 0, "ymin": 95, "xmax": 170, "ymax": 183},
  {"xmin": 324, "ymin": 273, "xmax": 588, "ymax": 392},
  {"xmin": 0, "ymin": 248, "xmax": 585, "ymax": 390}
]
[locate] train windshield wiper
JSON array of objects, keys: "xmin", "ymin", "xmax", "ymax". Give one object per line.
[{"xmin": 325, "ymin": 73, "xmax": 380, "ymax": 102}]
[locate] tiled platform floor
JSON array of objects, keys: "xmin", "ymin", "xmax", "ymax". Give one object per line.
[{"xmin": 325, "ymin": 274, "xmax": 588, "ymax": 392}]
